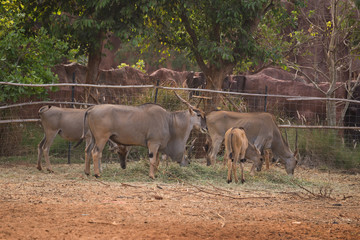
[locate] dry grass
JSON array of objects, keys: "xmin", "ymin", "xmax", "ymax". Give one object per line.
[{"xmin": 1, "ymin": 159, "xmax": 359, "ymax": 200}]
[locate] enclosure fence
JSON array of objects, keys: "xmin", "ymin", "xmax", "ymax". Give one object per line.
[{"xmin": 1, "ymin": 81, "xmax": 360, "ymax": 170}]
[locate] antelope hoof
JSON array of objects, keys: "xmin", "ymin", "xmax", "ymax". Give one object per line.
[
  {"xmin": 241, "ymin": 179, "xmax": 245, "ymax": 184},
  {"xmin": 47, "ymin": 168, "xmax": 54, "ymax": 173},
  {"xmin": 84, "ymin": 171, "xmax": 90, "ymax": 176},
  {"xmin": 37, "ymin": 166, "xmax": 42, "ymax": 171},
  {"xmin": 120, "ymin": 162, "xmax": 126, "ymax": 169},
  {"xmin": 227, "ymin": 179, "xmax": 232, "ymax": 184},
  {"xmin": 94, "ymin": 174, "xmax": 101, "ymax": 178}
]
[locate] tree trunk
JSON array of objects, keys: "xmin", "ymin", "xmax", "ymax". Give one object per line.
[
  {"xmin": 326, "ymin": 94, "xmax": 337, "ymax": 126},
  {"xmin": 202, "ymin": 63, "xmax": 234, "ymax": 113},
  {"xmin": 326, "ymin": 55, "xmax": 337, "ymax": 126},
  {"xmin": 85, "ymin": 31, "xmax": 105, "ymax": 103},
  {"xmin": 325, "ymin": 0, "xmax": 338, "ymax": 126},
  {"xmin": 85, "ymin": 49, "xmax": 102, "ymax": 84}
]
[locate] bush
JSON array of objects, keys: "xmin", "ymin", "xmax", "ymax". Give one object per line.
[{"xmin": 288, "ymin": 128, "xmax": 360, "ymax": 169}]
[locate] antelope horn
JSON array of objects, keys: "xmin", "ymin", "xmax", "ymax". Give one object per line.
[
  {"xmin": 294, "ymin": 129, "xmax": 299, "ymax": 156},
  {"xmin": 174, "ymin": 91, "xmax": 194, "ymax": 109},
  {"xmin": 196, "ymin": 98, "xmax": 203, "ymax": 108}
]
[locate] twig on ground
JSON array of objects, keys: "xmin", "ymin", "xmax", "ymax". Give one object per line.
[
  {"xmin": 77, "ymin": 174, "xmax": 109, "ymax": 187},
  {"xmin": 217, "ymin": 213, "xmax": 226, "ymax": 228},
  {"xmin": 293, "ymin": 182, "xmax": 317, "ymax": 197},
  {"xmin": 207, "ymin": 182, "xmax": 234, "ymax": 194},
  {"xmin": 291, "ymin": 181, "xmax": 335, "ymax": 200},
  {"xmin": 191, "ymin": 184, "xmax": 274, "ymax": 200},
  {"xmin": 341, "ymin": 195, "xmax": 353, "ymax": 201},
  {"xmin": 162, "ymin": 170, "xmax": 274, "ymax": 200},
  {"xmin": 120, "ymin": 183, "xmax": 142, "ymax": 188},
  {"xmin": 88, "ymin": 220, "xmax": 118, "ymax": 226},
  {"xmin": 277, "ymin": 191, "xmax": 308, "ymax": 199},
  {"xmin": 94, "ymin": 178, "xmax": 110, "ymax": 187}
]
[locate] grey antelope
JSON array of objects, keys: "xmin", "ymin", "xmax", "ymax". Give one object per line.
[
  {"xmin": 205, "ymin": 111, "xmax": 298, "ymax": 175},
  {"xmin": 78, "ymin": 92, "xmax": 207, "ymax": 178},
  {"xmin": 37, "ymin": 105, "xmax": 128, "ymax": 173}
]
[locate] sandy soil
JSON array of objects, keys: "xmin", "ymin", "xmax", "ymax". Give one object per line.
[{"xmin": 0, "ymin": 163, "xmax": 359, "ymax": 240}]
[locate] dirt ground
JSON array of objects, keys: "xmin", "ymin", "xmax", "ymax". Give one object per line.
[{"xmin": 0, "ymin": 163, "xmax": 360, "ymax": 240}]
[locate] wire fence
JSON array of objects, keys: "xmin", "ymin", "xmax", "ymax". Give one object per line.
[{"xmin": 1, "ymin": 81, "xmax": 360, "ymax": 170}]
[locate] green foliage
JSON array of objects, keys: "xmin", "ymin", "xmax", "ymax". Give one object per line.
[
  {"xmin": 284, "ymin": 128, "xmax": 360, "ymax": 169},
  {"xmin": 0, "ymin": 28, "xmax": 70, "ymax": 102},
  {"xmin": 262, "ymin": 0, "xmax": 360, "ymax": 83},
  {"xmin": 117, "ymin": 63, "xmax": 130, "ymax": 69},
  {"xmin": 118, "ymin": 59, "xmax": 146, "ymax": 73},
  {"xmin": 68, "ymin": 48, "xmax": 88, "ymax": 65},
  {"xmin": 132, "ymin": 59, "xmax": 146, "ymax": 73},
  {"xmin": 23, "ymin": 0, "xmax": 145, "ymax": 56},
  {"xmin": 243, "ymin": 2, "xmax": 304, "ymax": 73},
  {"xmin": 0, "ymin": 2, "xmax": 73, "ymax": 102},
  {"xmin": 356, "ymin": 0, "xmax": 360, "ymax": 9},
  {"xmin": 144, "ymin": 0, "xmax": 287, "ymax": 76},
  {"xmin": 116, "ymin": 37, "xmax": 199, "ymax": 72}
]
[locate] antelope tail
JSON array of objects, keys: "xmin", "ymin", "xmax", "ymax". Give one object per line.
[
  {"xmin": 227, "ymin": 129, "xmax": 234, "ymax": 160},
  {"xmin": 74, "ymin": 107, "xmax": 92, "ymax": 148}
]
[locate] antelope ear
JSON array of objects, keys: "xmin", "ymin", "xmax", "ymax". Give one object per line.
[{"xmin": 254, "ymin": 146, "xmax": 261, "ymax": 155}]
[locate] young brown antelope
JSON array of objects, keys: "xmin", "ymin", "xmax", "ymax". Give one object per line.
[{"xmin": 224, "ymin": 127, "xmax": 259, "ymax": 184}]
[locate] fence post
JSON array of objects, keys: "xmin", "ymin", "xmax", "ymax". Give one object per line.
[
  {"xmin": 71, "ymin": 72, "xmax": 75, "ymax": 108},
  {"xmin": 264, "ymin": 85, "xmax": 268, "ymax": 112},
  {"xmin": 67, "ymin": 72, "xmax": 76, "ymax": 165},
  {"xmin": 154, "ymin": 79, "xmax": 160, "ymax": 103}
]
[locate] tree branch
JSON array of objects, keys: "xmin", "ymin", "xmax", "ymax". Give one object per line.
[
  {"xmin": 299, "ymin": 8, "xmax": 325, "ymax": 34},
  {"xmin": 284, "ymin": 60, "xmax": 326, "ymax": 95},
  {"xmin": 180, "ymin": 10, "xmax": 209, "ymax": 75}
]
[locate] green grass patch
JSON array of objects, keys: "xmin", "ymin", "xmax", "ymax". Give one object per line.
[
  {"xmin": 301, "ymin": 129, "xmax": 360, "ymax": 169},
  {"xmin": 248, "ymin": 168, "xmax": 313, "ymax": 190}
]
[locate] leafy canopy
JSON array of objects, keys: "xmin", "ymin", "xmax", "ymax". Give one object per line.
[
  {"xmin": 144, "ymin": 0, "xmax": 281, "ymax": 73},
  {"xmin": 0, "ymin": 0, "xmax": 72, "ymax": 102},
  {"xmin": 23, "ymin": 0, "xmax": 144, "ymax": 56}
]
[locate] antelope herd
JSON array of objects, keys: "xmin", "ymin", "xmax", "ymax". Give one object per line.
[
  {"xmin": 205, "ymin": 111, "xmax": 298, "ymax": 176},
  {"xmin": 37, "ymin": 105, "xmax": 129, "ymax": 173},
  {"xmin": 37, "ymin": 92, "xmax": 299, "ymax": 183}
]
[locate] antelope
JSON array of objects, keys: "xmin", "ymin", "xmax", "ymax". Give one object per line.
[
  {"xmin": 76, "ymin": 92, "xmax": 207, "ymax": 178},
  {"xmin": 224, "ymin": 127, "xmax": 261, "ymax": 183},
  {"xmin": 205, "ymin": 111, "xmax": 298, "ymax": 175}
]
